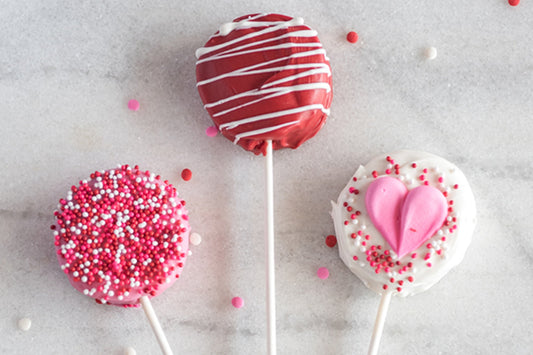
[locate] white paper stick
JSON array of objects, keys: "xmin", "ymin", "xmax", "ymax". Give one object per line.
[
  {"xmin": 265, "ymin": 139, "xmax": 277, "ymax": 355},
  {"xmin": 367, "ymin": 292, "xmax": 392, "ymax": 355},
  {"xmin": 139, "ymin": 295, "xmax": 174, "ymax": 355}
]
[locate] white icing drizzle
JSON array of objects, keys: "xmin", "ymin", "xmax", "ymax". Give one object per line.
[
  {"xmin": 212, "ymin": 83, "xmax": 331, "ymax": 118},
  {"xmin": 219, "ymin": 104, "xmax": 330, "ymax": 130},
  {"xmin": 196, "ymin": 30, "xmax": 318, "ymax": 64},
  {"xmin": 196, "ymin": 50, "xmax": 329, "ymax": 87},
  {"xmin": 234, "ymin": 120, "xmax": 299, "ymax": 143}
]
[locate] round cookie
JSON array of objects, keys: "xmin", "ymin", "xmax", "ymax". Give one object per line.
[
  {"xmin": 196, "ymin": 13, "xmax": 333, "ymax": 155},
  {"xmin": 331, "ymin": 151, "xmax": 476, "ymax": 296},
  {"xmin": 52, "ymin": 165, "xmax": 190, "ymax": 307}
]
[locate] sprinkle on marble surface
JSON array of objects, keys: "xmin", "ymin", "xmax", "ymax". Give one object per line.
[
  {"xmin": 181, "ymin": 168, "xmax": 192, "ymax": 181},
  {"xmin": 508, "ymin": 0, "xmax": 520, "ymax": 6},
  {"xmin": 124, "ymin": 346, "xmax": 137, "ymax": 355},
  {"xmin": 425, "ymin": 46, "xmax": 438, "ymax": 60},
  {"xmin": 231, "ymin": 296, "xmax": 244, "ymax": 308},
  {"xmin": 317, "ymin": 267, "xmax": 329, "ymax": 279},
  {"xmin": 346, "ymin": 31, "xmax": 358, "ymax": 43},
  {"xmin": 325, "ymin": 234, "xmax": 337, "ymax": 247},
  {"xmin": 18, "ymin": 317, "xmax": 31, "ymax": 331},
  {"xmin": 190, "ymin": 232, "xmax": 202, "ymax": 246},
  {"xmin": 127, "ymin": 99, "xmax": 140, "ymax": 111},
  {"xmin": 205, "ymin": 126, "xmax": 218, "ymax": 137}
]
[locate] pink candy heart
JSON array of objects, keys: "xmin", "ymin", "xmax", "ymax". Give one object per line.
[{"xmin": 365, "ymin": 177, "xmax": 447, "ymax": 259}]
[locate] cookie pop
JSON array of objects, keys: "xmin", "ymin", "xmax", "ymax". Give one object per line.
[
  {"xmin": 331, "ymin": 151, "xmax": 476, "ymax": 355},
  {"xmin": 52, "ymin": 165, "xmax": 190, "ymax": 355},
  {"xmin": 196, "ymin": 13, "xmax": 332, "ymax": 354}
]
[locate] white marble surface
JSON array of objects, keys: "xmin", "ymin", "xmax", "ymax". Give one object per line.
[{"xmin": 1, "ymin": 1, "xmax": 532, "ymax": 354}]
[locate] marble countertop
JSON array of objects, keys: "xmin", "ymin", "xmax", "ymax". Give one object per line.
[{"xmin": 1, "ymin": 1, "xmax": 532, "ymax": 354}]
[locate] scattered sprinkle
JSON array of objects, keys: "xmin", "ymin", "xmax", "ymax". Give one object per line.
[
  {"xmin": 18, "ymin": 318, "xmax": 31, "ymax": 331},
  {"xmin": 425, "ymin": 47, "xmax": 438, "ymax": 60},
  {"xmin": 190, "ymin": 232, "xmax": 202, "ymax": 246},
  {"xmin": 325, "ymin": 235, "xmax": 337, "ymax": 248},
  {"xmin": 317, "ymin": 267, "xmax": 329, "ymax": 280},
  {"xmin": 346, "ymin": 31, "xmax": 358, "ymax": 44},
  {"xmin": 181, "ymin": 168, "xmax": 192, "ymax": 181},
  {"xmin": 127, "ymin": 99, "xmax": 140, "ymax": 111},
  {"xmin": 508, "ymin": 0, "xmax": 520, "ymax": 6},
  {"xmin": 231, "ymin": 296, "xmax": 244, "ymax": 308},
  {"xmin": 124, "ymin": 347, "xmax": 137, "ymax": 355},
  {"xmin": 206, "ymin": 126, "xmax": 218, "ymax": 137}
]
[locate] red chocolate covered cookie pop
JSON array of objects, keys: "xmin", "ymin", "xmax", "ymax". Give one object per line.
[{"xmin": 196, "ymin": 13, "xmax": 332, "ymax": 155}]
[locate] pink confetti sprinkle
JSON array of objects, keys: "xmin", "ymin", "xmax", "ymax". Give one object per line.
[
  {"xmin": 205, "ymin": 126, "xmax": 218, "ymax": 137},
  {"xmin": 231, "ymin": 296, "xmax": 244, "ymax": 308},
  {"xmin": 317, "ymin": 267, "xmax": 329, "ymax": 280},
  {"xmin": 128, "ymin": 99, "xmax": 140, "ymax": 111}
]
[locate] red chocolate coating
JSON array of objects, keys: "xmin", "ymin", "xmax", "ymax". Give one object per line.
[{"xmin": 196, "ymin": 13, "xmax": 333, "ymax": 155}]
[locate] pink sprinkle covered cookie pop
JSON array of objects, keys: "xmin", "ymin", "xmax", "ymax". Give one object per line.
[
  {"xmin": 52, "ymin": 164, "xmax": 190, "ymax": 354},
  {"xmin": 331, "ymin": 151, "xmax": 476, "ymax": 354}
]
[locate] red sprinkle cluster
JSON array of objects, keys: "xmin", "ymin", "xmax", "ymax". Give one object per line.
[
  {"xmin": 52, "ymin": 165, "xmax": 189, "ymax": 305},
  {"xmin": 342, "ymin": 155, "xmax": 458, "ymax": 293}
]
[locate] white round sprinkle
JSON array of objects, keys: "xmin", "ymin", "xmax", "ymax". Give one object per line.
[
  {"xmin": 425, "ymin": 46, "xmax": 437, "ymax": 60},
  {"xmin": 124, "ymin": 346, "xmax": 137, "ymax": 355},
  {"xmin": 190, "ymin": 233, "xmax": 202, "ymax": 246},
  {"xmin": 18, "ymin": 318, "xmax": 31, "ymax": 331}
]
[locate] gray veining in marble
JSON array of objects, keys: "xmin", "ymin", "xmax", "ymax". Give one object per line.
[{"xmin": 1, "ymin": 1, "xmax": 532, "ymax": 354}]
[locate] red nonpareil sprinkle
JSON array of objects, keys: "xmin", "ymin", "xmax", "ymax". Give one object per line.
[
  {"xmin": 325, "ymin": 235, "xmax": 337, "ymax": 248},
  {"xmin": 353, "ymin": 255, "xmax": 358, "ymax": 261},
  {"xmin": 411, "ymin": 163, "xmax": 417, "ymax": 168},
  {"xmin": 508, "ymin": 0, "xmax": 520, "ymax": 6},
  {"xmin": 397, "ymin": 287, "xmax": 402, "ymax": 292},
  {"xmin": 181, "ymin": 168, "xmax": 192, "ymax": 181},
  {"xmin": 383, "ymin": 284, "xmax": 388, "ymax": 290},
  {"xmin": 407, "ymin": 276, "xmax": 414, "ymax": 282},
  {"xmin": 372, "ymin": 171, "xmax": 378, "ymax": 178},
  {"xmin": 346, "ymin": 31, "xmax": 358, "ymax": 43}
]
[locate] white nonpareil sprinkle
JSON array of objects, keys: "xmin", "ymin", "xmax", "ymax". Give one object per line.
[
  {"xmin": 425, "ymin": 46, "xmax": 438, "ymax": 60},
  {"xmin": 124, "ymin": 346, "xmax": 137, "ymax": 355},
  {"xmin": 18, "ymin": 318, "xmax": 31, "ymax": 331},
  {"xmin": 189, "ymin": 232, "xmax": 202, "ymax": 246}
]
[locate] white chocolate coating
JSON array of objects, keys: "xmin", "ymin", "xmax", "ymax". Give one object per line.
[{"xmin": 331, "ymin": 151, "xmax": 476, "ymax": 296}]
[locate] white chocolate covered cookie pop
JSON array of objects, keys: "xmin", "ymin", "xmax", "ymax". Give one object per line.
[{"xmin": 331, "ymin": 150, "xmax": 476, "ymax": 354}]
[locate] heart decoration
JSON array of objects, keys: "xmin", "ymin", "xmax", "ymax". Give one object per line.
[{"xmin": 364, "ymin": 176, "xmax": 447, "ymax": 259}]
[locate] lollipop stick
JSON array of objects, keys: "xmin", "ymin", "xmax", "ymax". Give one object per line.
[
  {"xmin": 139, "ymin": 295, "xmax": 174, "ymax": 355},
  {"xmin": 367, "ymin": 292, "xmax": 392, "ymax": 355},
  {"xmin": 265, "ymin": 139, "xmax": 277, "ymax": 355}
]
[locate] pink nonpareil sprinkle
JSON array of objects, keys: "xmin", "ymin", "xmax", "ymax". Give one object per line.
[
  {"xmin": 231, "ymin": 296, "xmax": 244, "ymax": 308},
  {"xmin": 317, "ymin": 267, "xmax": 329, "ymax": 280},
  {"xmin": 205, "ymin": 126, "xmax": 218, "ymax": 137},
  {"xmin": 128, "ymin": 99, "xmax": 140, "ymax": 111}
]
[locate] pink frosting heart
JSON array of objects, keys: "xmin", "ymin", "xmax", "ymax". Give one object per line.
[{"xmin": 365, "ymin": 177, "xmax": 447, "ymax": 259}]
